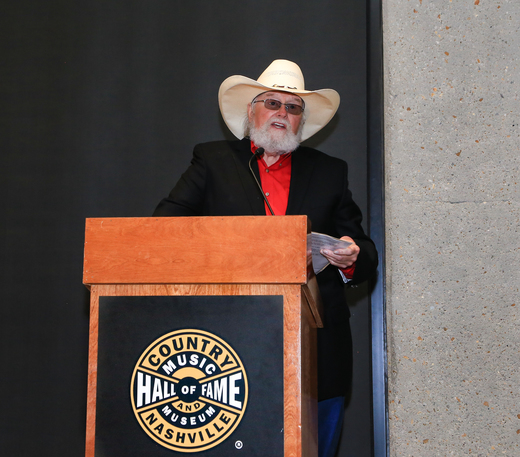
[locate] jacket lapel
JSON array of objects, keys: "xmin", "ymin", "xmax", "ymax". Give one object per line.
[
  {"xmin": 231, "ymin": 138, "xmax": 266, "ymax": 215},
  {"xmin": 286, "ymin": 147, "xmax": 316, "ymax": 215}
]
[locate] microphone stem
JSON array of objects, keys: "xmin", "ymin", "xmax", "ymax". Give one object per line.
[{"xmin": 248, "ymin": 150, "xmax": 275, "ymax": 216}]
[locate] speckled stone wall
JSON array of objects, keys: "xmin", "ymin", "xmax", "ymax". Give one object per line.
[{"xmin": 383, "ymin": 0, "xmax": 520, "ymax": 455}]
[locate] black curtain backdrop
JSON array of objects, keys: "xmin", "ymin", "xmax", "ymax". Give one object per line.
[{"xmin": 1, "ymin": 1, "xmax": 372, "ymax": 455}]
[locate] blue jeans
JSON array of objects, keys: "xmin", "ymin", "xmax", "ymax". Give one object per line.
[{"xmin": 318, "ymin": 396, "xmax": 345, "ymax": 457}]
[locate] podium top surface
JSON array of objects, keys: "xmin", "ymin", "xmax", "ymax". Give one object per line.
[{"xmin": 83, "ymin": 216, "xmax": 310, "ymax": 285}]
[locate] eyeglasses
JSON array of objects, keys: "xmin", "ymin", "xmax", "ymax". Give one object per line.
[{"xmin": 252, "ymin": 98, "xmax": 305, "ymax": 115}]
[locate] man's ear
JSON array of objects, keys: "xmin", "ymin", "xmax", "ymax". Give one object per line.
[{"xmin": 247, "ymin": 103, "xmax": 253, "ymax": 121}]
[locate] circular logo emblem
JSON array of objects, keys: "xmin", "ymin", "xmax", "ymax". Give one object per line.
[{"xmin": 130, "ymin": 329, "xmax": 248, "ymax": 453}]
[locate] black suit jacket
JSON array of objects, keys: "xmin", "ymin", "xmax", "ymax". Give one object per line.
[{"xmin": 154, "ymin": 138, "xmax": 378, "ymax": 399}]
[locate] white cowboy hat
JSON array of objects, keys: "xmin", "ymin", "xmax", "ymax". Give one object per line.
[{"xmin": 218, "ymin": 59, "xmax": 340, "ymax": 142}]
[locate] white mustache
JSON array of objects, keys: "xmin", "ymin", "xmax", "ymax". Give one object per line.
[{"xmin": 268, "ymin": 118, "xmax": 290, "ymax": 129}]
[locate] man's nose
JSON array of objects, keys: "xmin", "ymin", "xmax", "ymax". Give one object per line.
[{"xmin": 275, "ymin": 104, "xmax": 288, "ymax": 117}]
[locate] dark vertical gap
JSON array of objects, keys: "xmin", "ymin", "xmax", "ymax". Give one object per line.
[{"xmin": 367, "ymin": 0, "xmax": 389, "ymax": 455}]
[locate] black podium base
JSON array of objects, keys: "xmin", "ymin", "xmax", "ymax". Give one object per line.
[{"xmin": 95, "ymin": 295, "xmax": 284, "ymax": 457}]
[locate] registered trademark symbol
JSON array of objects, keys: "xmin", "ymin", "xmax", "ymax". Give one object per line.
[{"xmin": 235, "ymin": 440, "xmax": 243, "ymax": 450}]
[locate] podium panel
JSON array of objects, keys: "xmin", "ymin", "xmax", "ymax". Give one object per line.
[{"xmin": 95, "ymin": 295, "xmax": 284, "ymax": 456}]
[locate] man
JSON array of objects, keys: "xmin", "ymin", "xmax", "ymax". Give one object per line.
[{"xmin": 153, "ymin": 59, "xmax": 378, "ymax": 457}]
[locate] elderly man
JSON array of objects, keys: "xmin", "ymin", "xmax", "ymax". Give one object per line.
[{"xmin": 153, "ymin": 59, "xmax": 378, "ymax": 457}]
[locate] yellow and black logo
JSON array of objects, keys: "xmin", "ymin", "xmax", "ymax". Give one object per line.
[{"xmin": 130, "ymin": 329, "xmax": 248, "ymax": 453}]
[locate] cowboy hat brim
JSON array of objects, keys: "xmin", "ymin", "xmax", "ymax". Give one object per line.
[{"xmin": 218, "ymin": 75, "xmax": 340, "ymax": 142}]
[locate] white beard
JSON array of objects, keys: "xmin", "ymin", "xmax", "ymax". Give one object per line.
[{"xmin": 248, "ymin": 117, "xmax": 302, "ymax": 155}]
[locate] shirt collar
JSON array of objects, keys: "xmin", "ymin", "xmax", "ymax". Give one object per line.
[{"xmin": 250, "ymin": 141, "xmax": 292, "ymax": 166}]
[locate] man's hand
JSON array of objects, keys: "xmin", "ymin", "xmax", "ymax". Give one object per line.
[{"xmin": 320, "ymin": 236, "xmax": 360, "ymax": 269}]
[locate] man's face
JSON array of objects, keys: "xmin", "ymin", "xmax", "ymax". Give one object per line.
[{"xmin": 247, "ymin": 91, "xmax": 304, "ymax": 136}]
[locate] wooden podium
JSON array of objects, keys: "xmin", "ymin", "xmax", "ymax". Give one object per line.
[{"xmin": 83, "ymin": 216, "xmax": 323, "ymax": 457}]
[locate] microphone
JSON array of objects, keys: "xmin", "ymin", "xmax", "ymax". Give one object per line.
[{"xmin": 248, "ymin": 147, "xmax": 275, "ymax": 216}]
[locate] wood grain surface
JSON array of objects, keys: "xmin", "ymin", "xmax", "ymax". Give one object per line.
[{"xmin": 83, "ymin": 216, "xmax": 308, "ymax": 285}]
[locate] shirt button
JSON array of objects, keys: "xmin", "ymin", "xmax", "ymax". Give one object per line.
[
  {"xmin": 265, "ymin": 169, "xmax": 269, "ymax": 173},
  {"xmin": 265, "ymin": 192, "xmax": 270, "ymax": 196}
]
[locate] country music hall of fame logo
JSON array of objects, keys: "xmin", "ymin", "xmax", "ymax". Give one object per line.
[{"xmin": 130, "ymin": 329, "xmax": 249, "ymax": 453}]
